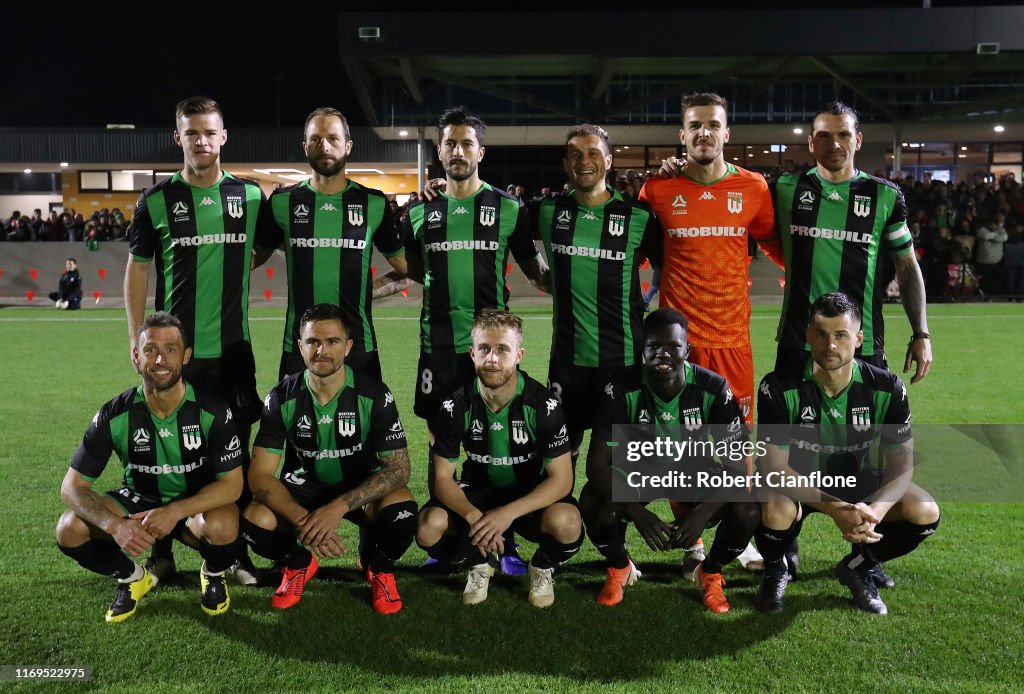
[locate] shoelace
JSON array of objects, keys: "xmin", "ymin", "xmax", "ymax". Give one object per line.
[
  {"xmin": 467, "ymin": 567, "xmax": 490, "ymax": 591},
  {"xmin": 280, "ymin": 568, "xmax": 306, "ymax": 596},
  {"xmin": 372, "ymin": 574, "xmax": 396, "ymax": 601},
  {"xmin": 532, "ymin": 569, "xmax": 554, "ymax": 590}
]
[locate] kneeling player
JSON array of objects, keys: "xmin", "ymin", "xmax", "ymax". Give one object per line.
[
  {"xmin": 56, "ymin": 312, "xmax": 244, "ymax": 622},
  {"xmin": 416, "ymin": 309, "xmax": 583, "ymax": 608},
  {"xmin": 243, "ymin": 304, "xmax": 416, "ymax": 614},
  {"xmin": 580, "ymin": 308, "xmax": 759, "ymax": 612},
  {"xmin": 755, "ymin": 292, "xmax": 940, "ymax": 615}
]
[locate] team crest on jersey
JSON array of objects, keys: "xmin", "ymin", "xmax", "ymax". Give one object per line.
[
  {"xmin": 852, "ymin": 407, "xmax": 872, "ymax": 432},
  {"xmin": 182, "ymin": 424, "xmax": 202, "ymax": 451},
  {"xmin": 853, "ymin": 195, "xmax": 872, "ymax": 218},
  {"xmin": 479, "ymin": 205, "xmax": 496, "ymax": 227},
  {"xmin": 683, "ymin": 407, "xmax": 702, "ymax": 431},
  {"xmin": 727, "ymin": 192, "xmax": 743, "ymax": 214},
  {"xmin": 741, "ymin": 397, "xmax": 752, "ymax": 421},
  {"xmin": 608, "ymin": 214, "xmax": 626, "ymax": 237},
  {"xmin": 471, "ymin": 419, "xmax": 484, "ymax": 440},
  {"xmin": 172, "ymin": 201, "xmax": 189, "ymax": 218},
  {"xmin": 512, "ymin": 420, "xmax": 528, "ymax": 445},
  {"xmin": 798, "ymin": 190, "xmax": 816, "ymax": 210},
  {"xmin": 338, "ymin": 412, "xmax": 357, "ymax": 438},
  {"xmin": 638, "ymin": 408, "xmax": 650, "ymax": 424},
  {"xmin": 225, "ymin": 195, "xmax": 245, "ymax": 219},
  {"xmin": 293, "ymin": 204, "xmax": 310, "ymax": 223},
  {"xmin": 347, "ymin": 205, "xmax": 365, "ymax": 226}
]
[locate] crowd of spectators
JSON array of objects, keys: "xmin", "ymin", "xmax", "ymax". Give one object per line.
[{"xmin": 2, "ymin": 208, "xmax": 128, "ymax": 243}]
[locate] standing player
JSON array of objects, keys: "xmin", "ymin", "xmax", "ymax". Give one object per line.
[
  {"xmin": 773, "ymin": 101, "xmax": 932, "ymax": 383},
  {"xmin": 124, "ymin": 96, "xmax": 274, "ymax": 583},
  {"xmin": 415, "ymin": 310, "xmax": 583, "ymax": 608},
  {"xmin": 645, "ymin": 92, "xmax": 783, "ymax": 571},
  {"xmin": 56, "ymin": 312, "xmax": 245, "ymax": 622},
  {"xmin": 536, "ymin": 124, "xmax": 662, "ymax": 463},
  {"xmin": 755, "ymin": 292, "xmax": 939, "ymax": 615},
  {"xmin": 581, "ymin": 309, "xmax": 758, "ymax": 612},
  {"xmin": 243, "ymin": 304, "xmax": 416, "ymax": 614},
  {"xmin": 258, "ymin": 107, "xmax": 410, "ymax": 381}
]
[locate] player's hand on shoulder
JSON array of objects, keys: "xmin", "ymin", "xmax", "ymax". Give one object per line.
[
  {"xmin": 658, "ymin": 157, "xmax": 686, "ymax": 178},
  {"xmin": 422, "ymin": 178, "xmax": 447, "ymax": 201}
]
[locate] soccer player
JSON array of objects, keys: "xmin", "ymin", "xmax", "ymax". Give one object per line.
[
  {"xmin": 754, "ymin": 292, "xmax": 940, "ymax": 615},
  {"xmin": 415, "ymin": 309, "xmax": 583, "ymax": 608},
  {"xmin": 581, "ymin": 308, "xmax": 758, "ymax": 612},
  {"xmin": 646, "ymin": 92, "xmax": 783, "ymax": 571},
  {"xmin": 535, "ymin": 124, "xmax": 662, "ymax": 462},
  {"xmin": 56, "ymin": 312, "xmax": 245, "ymax": 622},
  {"xmin": 124, "ymin": 96, "xmax": 274, "ymax": 583},
  {"xmin": 49, "ymin": 257, "xmax": 82, "ymax": 310},
  {"xmin": 243, "ymin": 304, "xmax": 416, "ymax": 614},
  {"xmin": 258, "ymin": 107, "xmax": 411, "ymax": 381},
  {"xmin": 773, "ymin": 101, "xmax": 932, "ymax": 384}
]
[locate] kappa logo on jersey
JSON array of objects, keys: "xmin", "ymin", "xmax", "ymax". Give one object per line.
[
  {"xmin": 827, "ymin": 191, "xmax": 843, "ymax": 202},
  {"xmin": 225, "ymin": 195, "xmax": 245, "ymax": 219},
  {"xmin": 264, "ymin": 393, "xmax": 273, "ymax": 410},
  {"xmin": 293, "ymin": 204, "xmax": 310, "ymax": 222},
  {"xmin": 853, "ymin": 195, "xmax": 872, "ymax": 218},
  {"xmin": 582, "ymin": 211, "xmax": 598, "ymax": 221},
  {"xmin": 133, "ymin": 428, "xmax": 151, "ymax": 446},
  {"xmin": 393, "ymin": 510, "xmax": 414, "ymax": 521},
  {"xmin": 298, "ymin": 415, "xmax": 312, "ymax": 432},
  {"xmin": 320, "ymin": 202, "xmax": 338, "ymax": 212},
  {"xmin": 182, "ymin": 424, "xmax": 202, "ymax": 451},
  {"xmin": 92, "ymin": 411, "xmax": 100, "ymax": 427},
  {"xmin": 723, "ymin": 387, "xmax": 733, "ymax": 403},
  {"xmin": 225, "ymin": 408, "xmax": 232, "ymax": 423},
  {"xmin": 852, "ymin": 406, "xmax": 872, "ymax": 432},
  {"xmin": 172, "ymin": 201, "xmax": 189, "ymax": 217},
  {"xmin": 479, "ymin": 205, "xmax": 496, "ymax": 227},
  {"xmin": 682, "ymin": 407, "xmax": 702, "ymax": 431},
  {"xmin": 347, "ymin": 205, "xmax": 365, "ymax": 226},
  {"xmin": 901, "ymin": 382, "xmax": 907, "ymax": 402},
  {"xmin": 512, "ymin": 420, "xmax": 528, "ymax": 445},
  {"xmin": 384, "ymin": 391, "xmax": 394, "ymax": 407},
  {"xmin": 471, "ymin": 419, "xmax": 484, "ymax": 440},
  {"xmin": 608, "ymin": 213, "xmax": 626, "ymax": 236},
  {"xmin": 760, "ymin": 381, "xmax": 772, "ymax": 398},
  {"xmin": 660, "ymin": 411, "xmax": 675, "ymax": 422},
  {"xmin": 545, "ymin": 398, "xmax": 559, "ymax": 415},
  {"xmin": 442, "ymin": 399, "xmax": 455, "ymax": 416},
  {"xmin": 827, "ymin": 408, "xmax": 841, "ymax": 418},
  {"xmin": 699, "ymin": 191, "xmax": 716, "ymax": 201},
  {"xmin": 159, "ymin": 428, "xmax": 173, "ymax": 438},
  {"xmin": 318, "ymin": 415, "xmax": 331, "ymax": 425},
  {"xmin": 199, "ymin": 196, "xmax": 216, "ymax": 207},
  {"xmin": 490, "ymin": 421, "xmax": 504, "ymax": 431},
  {"xmin": 638, "ymin": 408, "xmax": 650, "ymax": 423},
  {"xmin": 338, "ymin": 412, "xmax": 357, "ymax": 438},
  {"xmin": 453, "ymin": 206, "xmax": 469, "ymax": 215},
  {"xmin": 727, "ymin": 191, "xmax": 743, "ymax": 214},
  {"xmin": 728, "ymin": 417, "xmax": 742, "ymax": 433},
  {"xmin": 604, "ymin": 383, "xmax": 614, "ymax": 397},
  {"xmin": 800, "ymin": 406, "xmax": 816, "ymax": 423}
]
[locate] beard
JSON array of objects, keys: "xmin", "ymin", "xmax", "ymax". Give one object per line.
[
  {"xmin": 478, "ymin": 365, "xmax": 516, "ymax": 390},
  {"xmin": 142, "ymin": 368, "xmax": 182, "ymax": 392},
  {"xmin": 444, "ymin": 160, "xmax": 478, "ymax": 182},
  {"xmin": 309, "ymin": 153, "xmax": 347, "ymax": 177}
]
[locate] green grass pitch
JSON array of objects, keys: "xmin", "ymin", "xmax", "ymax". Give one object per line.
[{"xmin": 1, "ymin": 303, "xmax": 1022, "ymax": 692}]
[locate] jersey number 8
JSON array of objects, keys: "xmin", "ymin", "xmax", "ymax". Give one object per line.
[{"xmin": 420, "ymin": 368, "xmax": 433, "ymax": 394}]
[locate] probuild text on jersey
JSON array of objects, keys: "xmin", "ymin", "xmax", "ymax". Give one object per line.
[
  {"xmin": 790, "ymin": 224, "xmax": 872, "ymax": 244},
  {"xmin": 665, "ymin": 226, "xmax": 745, "ymax": 238},
  {"xmin": 171, "ymin": 233, "xmax": 247, "ymax": 247}
]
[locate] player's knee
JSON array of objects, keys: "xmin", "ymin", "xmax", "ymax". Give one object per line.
[
  {"xmin": 904, "ymin": 500, "xmax": 940, "ymax": 525},
  {"xmin": 242, "ymin": 501, "xmax": 277, "ymax": 531},
  {"xmin": 732, "ymin": 501, "xmax": 761, "ymax": 529},
  {"xmin": 55, "ymin": 509, "xmax": 88, "ymax": 546},
  {"xmin": 540, "ymin": 503, "xmax": 583, "ymax": 543},
  {"xmin": 762, "ymin": 498, "xmax": 798, "ymax": 530},
  {"xmin": 198, "ymin": 505, "xmax": 239, "ymax": 545},
  {"xmin": 416, "ymin": 506, "xmax": 449, "ymax": 548}
]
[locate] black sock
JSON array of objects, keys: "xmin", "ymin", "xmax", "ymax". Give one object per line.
[
  {"xmin": 367, "ymin": 501, "xmax": 417, "ymax": 573},
  {"xmin": 580, "ymin": 483, "xmax": 629, "ymax": 568},
  {"xmin": 420, "ymin": 534, "xmax": 483, "ymax": 568},
  {"xmin": 199, "ymin": 537, "xmax": 243, "ymax": 575},
  {"xmin": 149, "ymin": 535, "xmax": 174, "ymax": 563},
  {"xmin": 705, "ymin": 502, "xmax": 760, "ymax": 574},
  {"xmin": 58, "ymin": 540, "xmax": 135, "ymax": 579},
  {"xmin": 756, "ymin": 516, "xmax": 801, "ymax": 566},
  {"xmin": 865, "ymin": 518, "xmax": 940, "ymax": 564},
  {"xmin": 532, "ymin": 529, "xmax": 584, "ymax": 570},
  {"xmin": 240, "ymin": 517, "xmax": 308, "ymax": 568}
]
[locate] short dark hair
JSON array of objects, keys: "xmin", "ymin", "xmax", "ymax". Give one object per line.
[
  {"xmin": 139, "ymin": 311, "xmax": 186, "ymax": 343},
  {"xmin": 175, "ymin": 96, "xmax": 223, "ymax": 124},
  {"xmin": 644, "ymin": 307, "xmax": 689, "ymax": 335},
  {"xmin": 472, "ymin": 308, "xmax": 523, "ymax": 340},
  {"xmin": 66, "ymin": 257, "xmax": 77, "ymax": 264},
  {"xmin": 565, "ymin": 124, "xmax": 610, "ymax": 156},
  {"xmin": 304, "ymin": 107, "xmax": 351, "ymax": 141},
  {"xmin": 299, "ymin": 303, "xmax": 349, "ymax": 335},
  {"xmin": 817, "ymin": 100, "xmax": 860, "ymax": 132},
  {"xmin": 808, "ymin": 292, "xmax": 862, "ymax": 326},
  {"xmin": 681, "ymin": 92, "xmax": 728, "ymax": 121},
  {"xmin": 438, "ymin": 106, "xmax": 486, "ymax": 144}
]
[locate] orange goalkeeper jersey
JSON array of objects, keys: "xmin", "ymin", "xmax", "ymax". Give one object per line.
[{"xmin": 639, "ymin": 163, "xmax": 782, "ymax": 348}]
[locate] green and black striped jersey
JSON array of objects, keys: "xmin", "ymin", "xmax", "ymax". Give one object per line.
[
  {"xmin": 773, "ymin": 170, "xmax": 913, "ymax": 356},
  {"xmin": 432, "ymin": 371, "xmax": 571, "ymax": 490},
  {"xmin": 254, "ymin": 366, "xmax": 406, "ymax": 489},
  {"xmin": 268, "ymin": 180, "xmax": 404, "ymax": 355},
  {"xmin": 403, "ymin": 182, "xmax": 537, "ymax": 354},
  {"xmin": 128, "ymin": 172, "xmax": 275, "ymax": 359},
  {"xmin": 71, "ymin": 383, "xmax": 242, "ymax": 505},
  {"xmin": 536, "ymin": 188, "xmax": 662, "ymax": 369},
  {"xmin": 594, "ymin": 363, "xmax": 745, "ymax": 451},
  {"xmin": 757, "ymin": 359, "xmax": 912, "ymax": 476}
]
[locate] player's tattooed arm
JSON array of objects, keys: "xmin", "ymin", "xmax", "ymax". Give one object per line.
[
  {"xmin": 338, "ymin": 448, "xmax": 412, "ymax": 511},
  {"xmin": 372, "ymin": 271, "xmax": 412, "ymax": 299},
  {"xmin": 894, "ymin": 252, "xmax": 932, "ymax": 383},
  {"xmin": 60, "ymin": 469, "xmax": 156, "ymax": 556}
]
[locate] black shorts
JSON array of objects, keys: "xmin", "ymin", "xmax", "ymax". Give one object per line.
[
  {"xmin": 414, "ymin": 350, "xmax": 476, "ymax": 419},
  {"xmin": 184, "ymin": 341, "xmax": 261, "ymax": 425},
  {"xmin": 774, "ymin": 344, "xmax": 889, "ymax": 381},
  {"xmin": 279, "ymin": 347, "xmax": 383, "ymax": 383},
  {"xmin": 106, "ymin": 487, "xmax": 191, "ymax": 541},
  {"xmin": 548, "ymin": 359, "xmax": 642, "ymax": 432},
  {"xmin": 422, "ymin": 481, "xmax": 578, "ymax": 543},
  {"xmin": 282, "ymin": 478, "xmax": 370, "ymax": 526}
]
